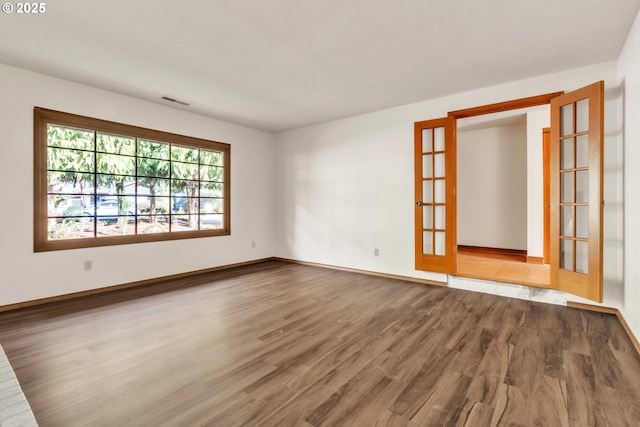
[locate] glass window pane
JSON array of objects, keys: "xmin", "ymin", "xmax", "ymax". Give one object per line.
[
  {"xmin": 97, "ymin": 153, "xmax": 135, "ymax": 176},
  {"xmin": 172, "ymin": 198, "xmax": 198, "ymax": 214},
  {"xmin": 561, "ymin": 239, "xmax": 573, "ymax": 271},
  {"xmin": 434, "ymin": 179, "xmax": 445, "ymax": 203},
  {"xmin": 47, "ymin": 147, "xmax": 94, "ymax": 173},
  {"xmin": 561, "ymin": 103, "xmax": 574, "ymax": 136},
  {"xmin": 171, "ymin": 180, "xmax": 198, "ymax": 196},
  {"xmin": 172, "ymin": 215, "xmax": 197, "ymax": 231},
  {"xmin": 576, "ymin": 98, "xmax": 589, "ymax": 133},
  {"xmin": 422, "ymin": 180, "xmax": 433, "ymax": 204},
  {"xmin": 576, "ymin": 170, "xmax": 589, "ymax": 203},
  {"xmin": 561, "ymin": 138, "xmax": 574, "ymax": 170},
  {"xmin": 561, "ymin": 172, "xmax": 574, "ymax": 203},
  {"xmin": 47, "ymin": 172, "xmax": 95, "ymax": 194},
  {"xmin": 48, "ymin": 195, "xmax": 92, "ymax": 217},
  {"xmin": 137, "ymin": 216, "xmax": 170, "ymax": 234},
  {"xmin": 137, "ymin": 178, "xmax": 170, "ymax": 198},
  {"xmin": 576, "ymin": 241, "xmax": 588, "ymax": 274},
  {"xmin": 200, "ymin": 214, "xmax": 224, "ymax": 230},
  {"xmin": 97, "ymin": 133, "xmax": 135, "ymax": 155},
  {"xmin": 172, "ymin": 162, "xmax": 200, "ymax": 180},
  {"xmin": 137, "ymin": 158, "xmax": 170, "ymax": 178},
  {"xmin": 200, "ymin": 150, "xmax": 224, "ymax": 167},
  {"xmin": 561, "ymin": 206, "xmax": 573, "ymax": 237},
  {"xmin": 422, "ymin": 129, "xmax": 433, "ymax": 153},
  {"xmin": 200, "ymin": 181, "xmax": 224, "ymax": 198},
  {"xmin": 139, "ymin": 196, "xmax": 170, "ymax": 215},
  {"xmin": 576, "ymin": 135, "xmax": 589, "ymax": 168},
  {"xmin": 435, "ymin": 206, "xmax": 445, "ymax": 230},
  {"xmin": 423, "ymin": 231, "xmax": 433, "ymax": 255},
  {"xmin": 137, "ymin": 140, "xmax": 170, "ymax": 160},
  {"xmin": 435, "ymin": 232, "xmax": 445, "ymax": 256},
  {"xmin": 172, "ymin": 145, "xmax": 199, "ymax": 163},
  {"xmin": 200, "ymin": 165, "xmax": 224, "ymax": 182},
  {"xmin": 576, "ymin": 206, "xmax": 588, "ymax": 239},
  {"xmin": 422, "ymin": 155, "xmax": 433, "ymax": 178},
  {"xmin": 48, "ymin": 218, "xmax": 94, "ymax": 240},
  {"xmin": 47, "ymin": 125, "xmax": 94, "ymax": 150},
  {"xmin": 200, "ymin": 198, "xmax": 223, "ymax": 214},
  {"xmin": 434, "ymin": 153, "xmax": 445, "ymax": 177},
  {"xmin": 423, "ymin": 206, "xmax": 433, "ymax": 229},
  {"xmin": 96, "ymin": 216, "xmax": 136, "ymax": 236},
  {"xmin": 96, "ymin": 175, "xmax": 134, "ymax": 194},
  {"xmin": 434, "ymin": 127, "xmax": 445, "ymax": 151},
  {"xmin": 87, "ymin": 196, "xmax": 137, "ymax": 218}
]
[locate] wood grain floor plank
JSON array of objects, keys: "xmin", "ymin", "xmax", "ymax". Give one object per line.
[{"xmin": 0, "ymin": 261, "xmax": 639, "ymax": 426}]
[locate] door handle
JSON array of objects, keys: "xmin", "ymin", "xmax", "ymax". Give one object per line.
[{"xmin": 416, "ymin": 201, "xmax": 423, "ymax": 207}]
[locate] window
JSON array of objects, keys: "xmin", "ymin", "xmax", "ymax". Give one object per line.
[{"xmin": 34, "ymin": 107, "xmax": 230, "ymax": 252}]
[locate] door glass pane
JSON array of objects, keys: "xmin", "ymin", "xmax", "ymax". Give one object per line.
[
  {"xmin": 423, "ymin": 231, "xmax": 433, "ymax": 255},
  {"xmin": 561, "ymin": 138, "xmax": 574, "ymax": 170},
  {"xmin": 434, "ymin": 179, "xmax": 445, "ymax": 203},
  {"xmin": 576, "ymin": 206, "xmax": 588, "ymax": 239},
  {"xmin": 422, "ymin": 180, "xmax": 433, "ymax": 203},
  {"xmin": 561, "ymin": 239, "xmax": 573, "ymax": 271},
  {"xmin": 561, "ymin": 104, "xmax": 574, "ymax": 136},
  {"xmin": 422, "ymin": 129, "xmax": 433, "ymax": 153},
  {"xmin": 576, "ymin": 135, "xmax": 589, "ymax": 168},
  {"xmin": 576, "ymin": 99, "xmax": 589, "ymax": 133},
  {"xmin": 423, "ymin": 206, "xmax": 433, "ymax": 229},
  {"xmin": 422, "ymin": 155, "xmax": 433, "ymax": 178},
  {"xmin": 561, "ymin": 172, "xmax": 574, "ymax": 203},
  {"xmin": 561, "ymin": 206, "xmax": 573, "ymax": 237},
  {"xmin": 434, "ymin": 153, "xmax": 445, "ymax": 177},
  {"xmin": 434, "ymin": 206, "xmax": 445, "ymax": 230},
  {"xmin": 434, "ymin": 127, "xmax": 445, "ymax": 151},
  {"xmin": 435, "ymin": 232, "xmax": 445, "ymax": 256},
  {"xmin": 576, "ymin": 170, "xmax": 589, "ymax": 203},
  {"xmin": 576, "ymin": 241, "xmax": 588, "ymax": 274}
]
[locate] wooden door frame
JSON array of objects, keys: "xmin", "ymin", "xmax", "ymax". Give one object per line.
[
  {"xmin": 447, "ymin": 92, "xmax": 563, "ymax": 276},
  {"xmin": 543, "ymin": 127, "xmax": 551, "ymax": 264}
]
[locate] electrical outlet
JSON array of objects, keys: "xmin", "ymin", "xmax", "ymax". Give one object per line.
[
  {"xmin": 374, "ymin": 248, "xmax": 380, "ymax": 256},
  {"xmin": 84, "ymin": 260, "xmax": 93, "ymax": 271}
]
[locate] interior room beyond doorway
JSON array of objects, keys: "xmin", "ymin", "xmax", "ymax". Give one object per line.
[{"xmin": 455, "ymin": 106, "xmax": 551, "ymax": 288}]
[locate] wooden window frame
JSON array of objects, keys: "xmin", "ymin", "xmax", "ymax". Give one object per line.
[{"xmin": 34, "ymin": 107, "xmax": 231, "ymax": 252}]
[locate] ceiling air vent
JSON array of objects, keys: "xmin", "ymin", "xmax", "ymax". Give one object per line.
[{"xmin": 161, "ymin": 96, "xmax": 189, "ymax": 107}]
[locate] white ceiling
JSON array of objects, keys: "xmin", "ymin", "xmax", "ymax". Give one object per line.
[{"xmin": 1, "ymin": 0, "xmax": 638, "ymax": 133}]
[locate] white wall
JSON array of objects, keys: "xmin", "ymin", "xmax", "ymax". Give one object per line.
[
  {"xmin": 0, "ymin": 64, "xmax": 276, "ymax": 306},
  {"xmin": 458, "ymin": 124, "xmax": 527, "ymax": 250},
  {"xmin": 618, "ymin": 10, "xmax": 640, "ymax": 342},
  {"xmin": 275, "ymin": 61, "xmax": 622, "ymax": 307},
  {"xmin": 526, "ymin": 108, "xmax": 551, "ymax": 258}
]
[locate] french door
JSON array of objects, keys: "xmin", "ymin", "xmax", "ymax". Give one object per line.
[
  {"xmin": 414, "ymin": 83, "xmax": 603, "ymax": 302},
  {"xmin": 414, "ymin": 117, "xmax": 456, "ymax": 273},
  {"xmin": 550, "ymin": 81, "xmax": 604, "ymax": 302}
]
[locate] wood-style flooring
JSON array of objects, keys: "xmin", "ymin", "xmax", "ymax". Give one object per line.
[
  {"xmin": 0, "ymin": 260, "xmax": 639, "ymax": 426},
  {"xmin": 457, "ymin": 252, "xmax": 551, "ymax": 288}
]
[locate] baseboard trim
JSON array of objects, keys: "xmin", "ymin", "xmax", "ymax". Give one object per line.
[
  {"xmin": 567, "ymin": 301, "xmax": 640, "ymax": 356},
  {"xmin": 274, "ymin": 257, "xmax": 447, "ymax": 287},
  {"xmin": 526, "ymin": 256, "xmax": 544, "ymax": 265},
  {"xmin": 0, "ymin": 257, "xmax": 276, "ymax": 314},
  {"xmin": 458, "ymin": 245, "xmax": 527, "ymax": 262}
]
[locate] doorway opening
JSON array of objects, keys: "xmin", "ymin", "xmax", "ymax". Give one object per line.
[{"xmin": 454, "ymin": 106, "xmax": 551, "ymax": 288}]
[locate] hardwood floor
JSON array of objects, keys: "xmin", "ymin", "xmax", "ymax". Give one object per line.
[
  {"xmin": 0, "ymin": 260, "xmax": 639, "ymax": 426},
  {"xmin": 457, "ymin": 252, "xmax": 551, "ymax": 288}
]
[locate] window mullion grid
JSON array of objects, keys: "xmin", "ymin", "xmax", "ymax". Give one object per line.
[
  {"xmin": 92, "ymin": 130, "xmax": 97, "ymax": 237},
  {"xmin": 169, "ymin": 143, "xmax": 173, "ymax": 233}
]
